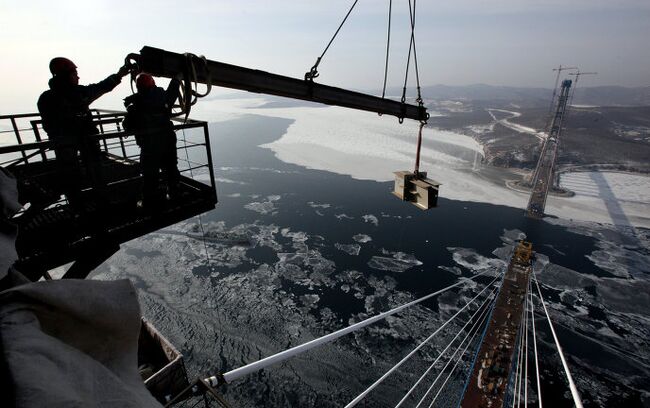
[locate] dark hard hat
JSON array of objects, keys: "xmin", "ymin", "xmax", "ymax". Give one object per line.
[
  {"xmin": 49, "ymin": 57, "xmax": 77, "ymax": 76},
  {"xmin": 136, "ymin": 74, "xmax": 156, "ymax": 91}
]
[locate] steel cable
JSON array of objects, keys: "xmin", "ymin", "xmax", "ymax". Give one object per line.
[
  {"xmin": 344, "ymin": 273, "xmax": 502, "ymax": 407},
  {"xmin": 532, "ymin": 271, "xmax": 583, "ymax": 408},
  {"xmin": 420, "ymin": 293, "xmax": 495, "ymax": 408},
  {"xmin": 381, "ymin": 0, "xmax": 392, "ymax": 98},
  {"xmin": 305, "ymin": 0, "xmax": 360, "ymax": 80},
  {"xmin": 212, "ymin": 270, "xmax": 497, "ymax": 385},
  {"xmin": 395, "ymin": 283, "xmax": 499, "ymax": 408}
]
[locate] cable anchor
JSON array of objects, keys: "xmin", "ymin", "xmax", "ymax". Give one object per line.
[{"xmin": 305, "ymin": 57, "xmax": 321, "ymax": 81}]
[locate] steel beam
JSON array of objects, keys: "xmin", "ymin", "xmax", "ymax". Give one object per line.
[{"xmin": 136, "ymin": 46, "xmax": 428, "ymax": 122}]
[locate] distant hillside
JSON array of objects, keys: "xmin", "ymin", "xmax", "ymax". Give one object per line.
[
  {"xmin": 392, "ymin": 84, "xmax": 650, "ymax": 107},
  {"xmin": 572, "ymin": 86, "xmax": 650, "ymax": 106},
  {"xmin": 211, "ymin": 83, "xmax": 650, "ymax": 107}
]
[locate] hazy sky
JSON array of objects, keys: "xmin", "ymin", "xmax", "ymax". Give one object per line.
[{"xmin": 1, "ymin": 0, "xmax": 649, "ymax": 112}]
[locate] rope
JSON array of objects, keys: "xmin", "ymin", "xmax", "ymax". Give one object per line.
[
  {"xmin": 305, "ymin": 0, "xmax": 359, "ymax": 81},
  {"xmin": 394, "ymin": 284, "xmax": 499, "ymax": 408},
  {"xmin": 210, "ymin": 269, "xmax": 496, "ymax": 385},
  {"xmin": 175, "ymin": 53, "xmax": 212, "ymax": 121},
  {"xmin": 414, "ymin": 121, "xmax": 425, "ymax": 175},
  {"xmin": 532, "ymin": 272, "xmax": 583, "ymax": 408},
  {"xmin": 421, "ymin": 292, "xmax": 494, "ymax": 408},
  {"xmin": 181, "ymin": 128, "xmax": 212, "ymax": 270},
  {"xmin": 345, "ymin": 273, "xmax": 502, "ymax": 408},
  {"xmin": 530, "ymin": 279, "xmax": 543, "ymax": 408},
  {"xmin": 381, "ymin": 0, "xmax": 392, "ymax": 98}
]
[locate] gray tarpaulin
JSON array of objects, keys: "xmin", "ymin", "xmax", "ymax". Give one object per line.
[
  {"xmin": 0, "ymin": 168, "xmax": 161, "ymax": 407},
  {"xmin": 0, "ymin": 278, "xmax": 163, "ymax": 408},
  {"xmin": 0, "ymin": 168, "xmax": 20, "ymax": 280}
]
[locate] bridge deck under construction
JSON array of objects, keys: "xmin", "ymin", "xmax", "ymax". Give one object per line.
[
  {"xmin": 526, "ymin": 79, "xmax": 572, "ymax": 218},
  {"xmin": 460, "ymin": 241, "xmax": 533, "ymax": 408}
]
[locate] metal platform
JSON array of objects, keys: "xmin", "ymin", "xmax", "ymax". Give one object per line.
[{"xmin": 1, "ymin": 110, "xmax": 218, "ymax": 281}]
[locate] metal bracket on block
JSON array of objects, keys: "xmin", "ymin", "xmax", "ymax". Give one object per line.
[{"xmin": 392, "ymin": 171, "xmax": 441, "ymax": 210}]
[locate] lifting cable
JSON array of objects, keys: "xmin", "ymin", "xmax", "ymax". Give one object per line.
[
  {"xmin": 398, "ymin": 0, "xmax": 427, "ymax": 176},
  {"xmin": 401, "ymin": 0, "xmax": 423, "ymax": 106},
  {"xmin": 305, "ymin": 0, "xmax": 360, "ymax": 81},
  {"xmin": 381, "ymin": 0, "xmax": 393, "ymax": 98},
  {"xmin": 180, "ymin": 127, "xmax": 212, "ymax": 271},
  {"xmin": 175, "ymin": 53, "xmax": 214, "ymax": 270}
]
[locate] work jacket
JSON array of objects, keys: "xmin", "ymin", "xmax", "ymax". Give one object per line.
[
  {"xmin": 37, "ymin": 75, "xmax": 122, "ymax": 147},
  {"xmin": 122, "ymin": 79, "xmax": 180, "ymax": 147}
]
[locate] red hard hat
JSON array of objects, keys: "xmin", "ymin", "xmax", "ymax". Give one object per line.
[
  {"xmin": 49, "ymin": 57, "xmax": 77, "ymax": 76},
  {"xmin": 136, "ymin": 74, "xmax": 156, "ymax": 91}
]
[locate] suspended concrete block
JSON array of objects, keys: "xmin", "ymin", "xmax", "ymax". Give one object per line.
[{"xmin": 392, "ymin": 171, "xmax": 441, "ymax": 210}]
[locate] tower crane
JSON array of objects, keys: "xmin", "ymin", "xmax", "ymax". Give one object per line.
[{"xmin": 567, "ymin": 70, "xmax": 597, "ymax": 107}]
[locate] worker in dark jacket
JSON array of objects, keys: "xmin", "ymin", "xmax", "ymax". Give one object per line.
[
  {"xmin": 123, "ymin": 74, "xmax": 181, "ymax": 209},
  {"xmin": 37, "ymin": 57, "xmax": 129, "ymax": 206}
]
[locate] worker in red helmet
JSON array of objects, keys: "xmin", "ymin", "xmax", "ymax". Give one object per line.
[
  {"xmin": 123, "ymin": 73, "xmax": 181, "ymax": 209},
  {"xmin": 37, "ymin": 57, "xmax": 130, "ymax": 207}
]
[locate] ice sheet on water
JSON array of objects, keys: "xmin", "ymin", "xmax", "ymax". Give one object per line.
[
  {"xmin": 362, "ymin": 214, "xmax": 379, "ymax": 226},
  {"xmin": 560, "ymin": 171, "xmax": 650, "ymax": 203},
  {"xmin": 206, "ymin": 96, "xmax": 650, "ymax": 227},
  {"xmin": 307, "ymin": 201, "xmax": 331, "ymax": 209},
  {"xmin": 335, "ymin": 213, "xmax": 354, "ymax": 220},
  {"xmin": 438, "ymin": 265, "xmax": 463, "ymax": 276},
  {"xmin": 249, "ymin": 223, "xmax": 281, "ymax": 251},
  {"xmin": 299, "ymin": 294, "xmax": 320, "ymax": 309},
  {"xmin": 500, "ymin": 228, "xmax": 527, "ymax": 244},
  {"xmin": 465, "ymin": 123, "xmax": 495, "ymax": 134},
  {"xmin": 334, "ymin": 243, "xmax": 361, "ymax": 256},
  {"xmin": 352, "ymin": 234, "xmax": 372, "ymax": 243},
  {"xmin": 544, "ymin": 217, "xmax": 650, "ymax": 279},
  {"xmin": 215, "ymin": 177, "xmax": 247, "ymax": 185},
  {"xmin": 244, "ymin": 194, "xmax": 282, "ymax": 215},
  {"xmin": 447, "ymin": 247, "xmax": 506, "ymax": 276},
  {"xmin": 368, "ymin": 250, "xmax": 423, "ymax": 273}
]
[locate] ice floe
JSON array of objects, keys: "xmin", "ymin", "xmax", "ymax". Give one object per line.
[
  {"xmin": 362, "ymin": 214, "xmax": 379, "ymax": 226},
  {"xmin": 352, "ymin": 234, "xmax": 372, "ymax": 243},
  {"xmin": 307, "ymin": 201, "xmax": 331, "ymax": 209},
  {"xmin": 334, "ymin": 243, "xmax": 361, "ymax": 256},
  {"xmin": 244, "ymin": 194, "xmax": 282, "ymax": 215},
  {"xmin": 368, "ymin": 251, "xmax": 423, "ymax": 273},
  {"xmin": 448, "ymin": 247, "xmax": 506, "ymax": 276}
]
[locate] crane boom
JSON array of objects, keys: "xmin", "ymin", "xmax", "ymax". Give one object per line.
[{"xmin": 133, "ymin": 46, "xmax": 429, "ymax": 122}]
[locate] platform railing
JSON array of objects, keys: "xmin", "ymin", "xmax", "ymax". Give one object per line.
[{"xmin": 0, "ymin": 110, "xmax": 216, "ymax": 211}]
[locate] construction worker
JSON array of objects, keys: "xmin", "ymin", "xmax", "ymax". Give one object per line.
[
  {"xmin": 123, "ymin": 73, "xmax": 181, "ymax": 209},
  {"xmin": 37, "ymin": 57, "xmax": 129, "ymax": 207}
]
